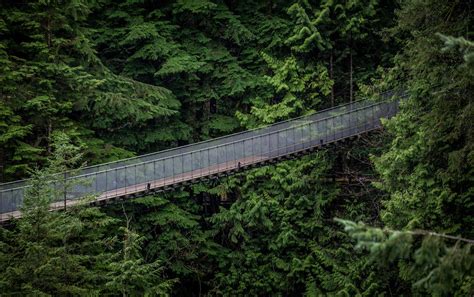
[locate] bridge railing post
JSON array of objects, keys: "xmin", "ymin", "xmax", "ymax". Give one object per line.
[
  {"xmin": 251, "ymin": 137, "xmax": 254, "ymax": 163},
  {"xmin": 324, "ymin": 117, "xmax": 328, "ymax": 143},
  {"xmin": 141, "ymin": 162, "xmax": 146, "ymax": 193},
  {"xmin": 227, "ymin": 142, "xmax": 231, "ymax": 171},
  {"xmin": 353, "ymin": 108, "xmax": 358, "ymax": 134},
  {"xmin": 116, "ymin": 166, "xmax": 123, "ymax": 197},
  {"xmin": 0, "ymin": 190, "xmax": 3, "ymax": 221},
  {"xmin": 202, "ymin": 148, "xmax": 205, "ymax": 177},
  {"xmin": 161, "ymin": 159, "xmax": 166, "ymax": 188},
  {"xmin": 130, "ymin": 164, "xmax": 134, "ymax": 196},
  {"xmin": 218, "ymin": 144, "xmax": 221, "ymax": 174},
  {"xmin": 94, "ymin": 171, "xmax": 98, "ymax": 197},
  {"xmin": 297, "ymin": 123, "xmax": 302, "ymax": 151},
  {"xmin": 153, "ymin": 160, "xmax": 156, "ymax": 190},
  {"xmin": 325, "ymin": 117, "xmax": 329, "ymax": 143},
  {"xmin": 181, "ymin": 153, "xmax": 184, "ymax": 183},
  {"xmin": 342, "ymin": 113, "xmax": 346, "ymax": 138},
  {"xmin": 114, "ymin": 168, "xmax": 117, "ymax": 198},
  {"xmin": 199, "ymin": 149, "xmax": 203, "ymax": 178},
  {"xmin": 207, "ymin": 148, "xmax": 210, "ymax": 177},
  {"xmin": 298, "ymin": 124, "xmax": 302, "ymax": 150},
  {"xmin": 190, "ymin": 152, "xmax": 194, "ymax": 181},
  {"xmin": 291, "ymin": 126, "xmax": 298, "ymax": 153},
  {"xmin": 224, "ymin": 143, "xmax": 228, "ymax": 171},
  {"xmin": 276, "ymin": 129, "xmax": 279, "ymax": 158},
  {"xmin": 105, "ymin": 170, "xmax": 108, "ymax": 200},
  {"xmin": 308, "ymin": 118, "xmax": 313, "ymax": 148},
  {"xmin": 364, "ymin": 106, "xmax": 369, "ymax": 130},
  {"xmin": 172, "ymin": 156, "xmax": 175, "ymax": 185},
  {"xmin": 1, "ymin": 190, "xmax": 5, "ymax": 221},
  {"xmin": 289, "ymin": 127, "xmax": 293, "ymax": 153},
  {"xmin": 347, "ymin": 111, "xmax": 352, "ymax": 137}
]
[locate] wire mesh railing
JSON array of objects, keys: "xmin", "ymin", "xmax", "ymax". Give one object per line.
[{"xmin": 0, "ymin": 97, "xmax": 399, "ymax": 221}]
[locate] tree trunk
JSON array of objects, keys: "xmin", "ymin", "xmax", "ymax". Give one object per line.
[
  {"xmin": 47, "ymin": 119, "xmax": 52, "ymax": 153},
  {"xmin": 45, "ymin": 16, "xmax": 52, "ymax": 48},
  {"xmin": 330, "ymin": 50, "xmax": 334, "ymax": 107},
  {"xmin": 349, "ymin": 34, "xmax": 353, "ymax": 103}
]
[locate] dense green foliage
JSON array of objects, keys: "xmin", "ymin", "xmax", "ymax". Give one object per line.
[
  {"xmin": 361, "ymin": 0, "xmax": 474, "ymax": 295},
  {"xmin": 0, "ymin": 0, "xmax": 472, "ymax": 296}
]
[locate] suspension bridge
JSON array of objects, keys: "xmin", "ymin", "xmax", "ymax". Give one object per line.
[{"xmin": 0, "ymin": 95, "xmax": 400, "ymax": 222}]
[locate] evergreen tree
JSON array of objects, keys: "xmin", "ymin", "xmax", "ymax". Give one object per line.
[
  {"xmin": 105, "ymin": 216, "xmax": 175, "ymax": 296},
  {"xmin": 0, "ymin": 133, "xmax": 117, "ymax": 295},
  {"xmin": 374, "ymin": 0, "xmax": 473, "ymax": 242},
  {"xmin": 337, "ymin": 219, "xmax": 474, "ymax": 296},
  {"xmin": 340, "ymin": 0, "xmax": 474, "ymax": 295},
  {"xmin": 0, "ymin": 0, "xmax": 176, "ymax": 180}
]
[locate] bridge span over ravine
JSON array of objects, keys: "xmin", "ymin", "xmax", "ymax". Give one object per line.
[{"xmin": 0, "ymin": 94, "xmax": 401, "ymax": 222}]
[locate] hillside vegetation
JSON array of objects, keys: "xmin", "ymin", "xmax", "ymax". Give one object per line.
[{"xmin": 0, "ymin": 0, "xmax": 472, "ymax": 296}]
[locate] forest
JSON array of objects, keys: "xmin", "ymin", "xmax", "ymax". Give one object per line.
[{"xmin": 0, "ymin": 0, "xmax": 472, "ymax": 296}]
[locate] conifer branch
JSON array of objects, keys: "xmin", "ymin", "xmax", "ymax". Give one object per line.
[{"xmin": 408, "ymin": 230, "xmax": 474, "ymax": 244}]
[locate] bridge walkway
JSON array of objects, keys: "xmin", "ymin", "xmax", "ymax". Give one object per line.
[{"xmin": 0, "ymin": 97, "xmax": 399, "ymax": 222}]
